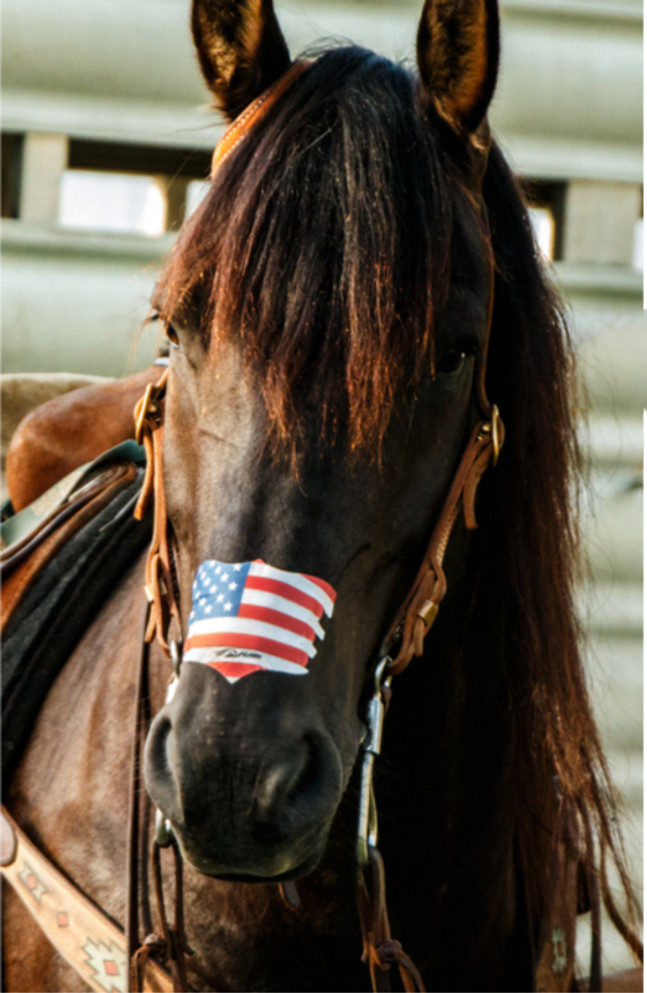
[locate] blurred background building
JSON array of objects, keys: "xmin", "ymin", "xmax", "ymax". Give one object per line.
[{"xmin": 2, "ymin": 0, "xmax": 644, "ymax": 976}]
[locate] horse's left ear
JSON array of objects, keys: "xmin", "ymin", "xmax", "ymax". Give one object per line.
[
  {"xmin": 417, "ymin": 0, "xmax": 499, "ymax": 137},
  {"xmin": 191, "ymin": 0, "xmax": 292, "ymax": 121}
]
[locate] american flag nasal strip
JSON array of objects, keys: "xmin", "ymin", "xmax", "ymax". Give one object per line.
[{"xmin": 183, "ymin": 559, "xmax": 337, "ymax": 683}]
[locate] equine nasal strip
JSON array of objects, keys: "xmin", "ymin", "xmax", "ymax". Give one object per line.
[{"xmin": 183, "ymin": 559, "xmax": 336, "ymax": 683}]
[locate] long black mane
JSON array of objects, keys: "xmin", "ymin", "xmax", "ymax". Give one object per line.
[
  {"xmin": 477, "ymin": 141, "xmax": 639, "ymax": 947},
  {"xmin": 156, "ymin": 44, "xmax": 639, "ymax": 957}
]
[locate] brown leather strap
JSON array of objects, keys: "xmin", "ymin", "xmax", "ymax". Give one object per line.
[
  {"xmin": 535, "ymin": 842, "xmax": 580, "ymax": 993},
  {"xmin": 1, "ymin": 806, "xmax": 174, "ymax": 993},
  {"xmin": 133, "ymin": 370, "xmax": 181, "ymax": 655},
  {"xmin": 127, "ymin": 605, "xmax": 155, "ymax": 991},
  {"xmin": 380, "ymin": 232, "xmax": 501, "ymax": 676},
  {"xmin": 384, "ymin": 404, "xmax": 503, "ymax": 676},
  {"xmin": 210, "ymin": 61, "xmax": 309, "ymax": 175},
  {"xmin": 149, "ymin": 840, "xmax": 192, "ymax": 993},
  {"xmin": 357, "ymin": 848, "xmax": 426, "ymax": 993}
]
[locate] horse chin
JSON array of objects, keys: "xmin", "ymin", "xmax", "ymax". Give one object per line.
[{"xmin": 171, "ymin": 823, "xmax": 330, "ymax": 882}]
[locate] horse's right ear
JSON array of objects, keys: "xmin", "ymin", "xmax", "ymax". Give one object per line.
[
  {"xmin": 416, "ymin": 0, "xmax": 499, "ymax": 137},
  {"xmin": 191, "ymin": 0, "xmax": 291, "ymax": 121}
]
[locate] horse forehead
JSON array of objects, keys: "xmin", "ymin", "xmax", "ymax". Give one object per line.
[{"xmin": 182, "ymin": 345, "xmax": 262, "ymax": 438}]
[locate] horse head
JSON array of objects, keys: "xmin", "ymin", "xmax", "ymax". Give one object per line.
[{"xmin": 144, "ymin": 0, "xmax": 501, "ymax": 881}]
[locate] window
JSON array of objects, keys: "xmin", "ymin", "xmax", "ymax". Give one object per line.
[
  {"xmin": 521, "ymin": 179, "xmax": 566, "ymax": 262},
  {"xmin": 58, "ymin": 171, "xmax": 166, "ymax": 235}
]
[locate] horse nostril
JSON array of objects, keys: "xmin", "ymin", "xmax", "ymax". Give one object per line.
[
  {"xmin": 147, "ymin": 713, "xmax": 172, "ymax": 768},
  {"xmin": 284, "ymin": 735, "xmax": 323, "ymax": 808},
  {"xmin": 255, "ymin": 743, "xmax": 309, "ymax": 820},
  {"xmin": 253, "ymin": 735, "xmax": 329, "ymax": 842},
  {"xmin": 144, "ymin": 713, "xmax": 177, "ymax": 814}
]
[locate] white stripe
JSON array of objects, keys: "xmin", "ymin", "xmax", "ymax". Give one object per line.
[
  {"xmin": 240, "ymin": 588, "xmax": 325, "ymax": 639},
  {"xmin": 184, "ymin": 650, "xmax": 308, "ymax": 677},
  {"xmin": 186, "ymin": 617, "xmax": 318, "ymax": 658},
  {"xmin": 248, "ymin": 561, "xmax": 335, "ymax": 617}
]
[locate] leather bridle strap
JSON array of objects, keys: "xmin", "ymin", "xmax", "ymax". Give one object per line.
[
  {"xmin": 210, "ymin": 61, "xmax": 309, "ymax": 175},
  {"xmin": 382, "ymin": 243, "xmax": 503, "ymax": 677},
  {"xmin": 133, "ymin": 369, "xmax": 181, "ymax": 655},
  {"xmin": 355, "ymin": 251, "xmax": 504, "ymax": 992},
  {"xmin": 353, "ymin": 407, "xmax": 503, "ymax": 992},
  {"xmin": 384, "ymin": 401, "xmax": 503, "ymax": 676},
  {"xmin": 357, "ymin": 848, "xmax": 425, "ymax": 993}
]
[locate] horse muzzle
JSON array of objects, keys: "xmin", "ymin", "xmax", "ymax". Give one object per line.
[{"xmin": 143, "ymin": 663, "xmax": 347, "ymax": 879}]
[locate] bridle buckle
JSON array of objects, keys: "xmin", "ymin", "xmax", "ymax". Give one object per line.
[
  {"xmin": 134, "ymin": 381, "xmax": 165, "ymax": 446},
  {"xmin": 357, "ymin": 657, "xmax": 392, "ymax": 865},
  {"xmin": 478, "ymin": 403, "xmax": 502, "ymax": 466}
]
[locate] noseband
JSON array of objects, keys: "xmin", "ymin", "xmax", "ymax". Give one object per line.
[{"xmin": 131, "ymin": 63, "xmax": 505, "ymax": 993}]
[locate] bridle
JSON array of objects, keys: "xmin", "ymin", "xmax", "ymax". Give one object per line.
[{"xmin": 129, "ymin": 62, "xmax": 505, "ymax": 993}]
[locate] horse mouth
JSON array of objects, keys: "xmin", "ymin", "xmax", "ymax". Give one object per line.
[{"xmin": 169, "ymin": 820, "xmax": 330, "ymax": 882}]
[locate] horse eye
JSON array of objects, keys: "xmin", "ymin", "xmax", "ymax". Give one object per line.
[
  {"xmin": 436, "ymin": 349, "xmax": 467, "ymax": 375},
  {"xmin": 166, "ymin": 324, "xmax": 180, "ymax": 348}
]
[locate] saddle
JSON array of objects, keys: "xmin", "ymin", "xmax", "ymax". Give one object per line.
[{"xmin": 1, "ymin": 367, "xmax": 161, "ymax": 783}]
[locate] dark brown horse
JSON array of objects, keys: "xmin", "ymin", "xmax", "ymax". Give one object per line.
[{"xmin": 2, "ymin": 0, "xmax": 641, "ymax": 990}]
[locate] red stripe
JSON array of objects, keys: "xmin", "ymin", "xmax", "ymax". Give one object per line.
[
  {"xmin": 245, "ymin": 576, "xmax": 324, "ymax": 618},
  {"xmin": 301, "ymin": 572, "xmax": 336, "ymax": 602},
  {"xmin": 238, "ymin": 603, "xmax": 315, "ymax": 641},
  {"xmin": 208, "ymin": 662, "xmax": 263, "ymax": 680},
  {"xmin": 184, "ymin": 632, "xmax": 309, "ymax": 667}
]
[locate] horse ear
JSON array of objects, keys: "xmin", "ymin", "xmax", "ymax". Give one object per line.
[
  {"xmin": 416, "ymin": 0, "xmax": 499, "ymax": 136},
  {"xmin": 191, "ymin": 0, "xmax": 292, "ymax": 121}
]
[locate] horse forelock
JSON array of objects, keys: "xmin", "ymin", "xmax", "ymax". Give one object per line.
[{"xmin": 154, "ymin": 46, "xmax": 487, "ymax": 460}]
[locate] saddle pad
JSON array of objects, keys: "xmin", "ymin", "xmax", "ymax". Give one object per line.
[{"xmin": 2, "ymin": 472, "xmax": 152, "ymax": 784}]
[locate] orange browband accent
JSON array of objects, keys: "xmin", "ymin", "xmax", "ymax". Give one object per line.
[{"xmin": 211, "ymin": 61, "xmax": 310, "ymax": 176}]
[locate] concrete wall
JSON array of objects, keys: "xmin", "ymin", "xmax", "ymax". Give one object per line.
[
  {"xmin": 3, "ymin": 0, "xmax": 643, "ymax": 369},
  {"xmin": 3, "ymin": 0, "xmax": 642, "ymax": 180}
]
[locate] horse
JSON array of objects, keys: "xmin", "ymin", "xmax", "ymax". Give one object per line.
[{"xmin": 2, "ymin": 0, "xmax": 641, "ymax": 990}]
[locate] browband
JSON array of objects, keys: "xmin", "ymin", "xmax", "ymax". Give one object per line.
[{"xmin": 211, "ymin": 61, "xmax": 309, "ymax": 176}]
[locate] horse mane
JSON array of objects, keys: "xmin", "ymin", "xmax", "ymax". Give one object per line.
[
  {"xmin": 155, "ymin": 44, "xmax": 640, "ymax": 957},
  {"xmin": 155, "ymin": 46, "xmax": 487, "ymax": 458},
  {"xmin": 476, "ymin": 142, "xmax": 640, "ymax": 950}
]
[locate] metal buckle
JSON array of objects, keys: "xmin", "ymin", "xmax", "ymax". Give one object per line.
[
  {"xmin": 357, "ymin": 657, "xmax": 392, "ymax": 865},
  {"xmin": 155, "ymin": 808, "xmax": 174, "ymax": 848},
  {"xmin": 134, "ymin": 382, "xmax": 163, "ymax": 445},
  {"xmin": 477, "ymin": 403, "xmax": 502, "ymax": 466},
  {"xmin": 490, "ymin": 404, "xmax": 502, "ymax": 465},
  {"xmin": 417, "ymin": 598, "xmax": 439, "ymax": 629}
]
